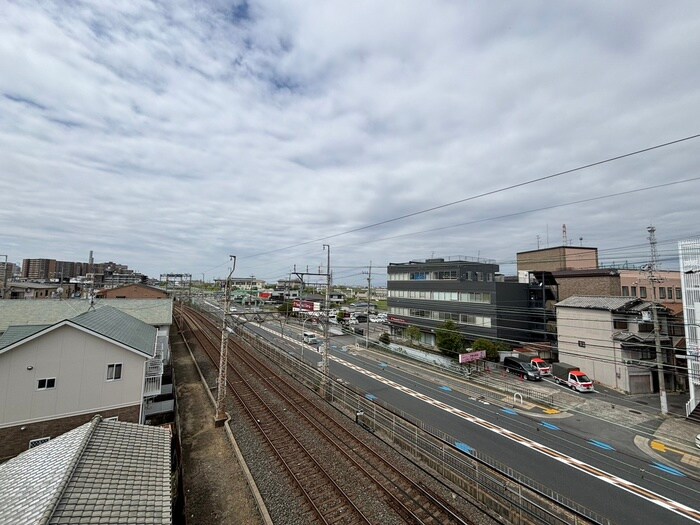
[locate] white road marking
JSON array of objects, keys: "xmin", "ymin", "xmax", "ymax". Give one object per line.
[{"xmin": 332, "ymin": 355, "xmax": 700, "ymax": 523}]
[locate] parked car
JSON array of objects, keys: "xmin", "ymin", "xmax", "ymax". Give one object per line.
[
  {"xmin": 529, "ymin": 357, "xmax": 551, "ymax": 376},
  {"xmin": 503, "ymin": 356, "xmax": 541, "ymax": 381},
  {"xmin": 551, "ymin": 363, "xmax": 594, "ymax": 392}
]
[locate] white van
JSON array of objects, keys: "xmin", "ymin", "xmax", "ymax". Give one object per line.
[{"xmin": 303, "ymin": 332, "xmax": 319, "ymax": 344}]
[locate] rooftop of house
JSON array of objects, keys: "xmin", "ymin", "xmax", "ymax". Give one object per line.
[
  {"xmin": 0, "ymin": 298, "xmax": 173, "ymax": 333},
  {"xmin": 0, "ymin": 415, "xmax": 171, "ymax": 525},
  {"xmin": 0, "ymin": 306, "xmax": 157, "ymax": 356},
  {"xmin": 555, "ymin": 296, "xmax": 667, "ymax": 314}
]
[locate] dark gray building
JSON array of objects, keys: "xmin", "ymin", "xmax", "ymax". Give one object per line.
[{"xmin": 387, "ymin": 257, "xmax": 539, "ymax": 348}]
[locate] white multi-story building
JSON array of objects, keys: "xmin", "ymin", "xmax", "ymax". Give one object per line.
[{"xmin": 679, "ymin": 238, "xmax": 700, "ymax": 417}]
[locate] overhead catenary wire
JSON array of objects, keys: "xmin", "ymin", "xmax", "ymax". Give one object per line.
[{"xmin": 242, "ymin": 133, "xmax": 700, "ymax": 260}]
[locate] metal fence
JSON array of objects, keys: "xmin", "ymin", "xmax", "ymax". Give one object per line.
[{"xmin": 235, "ymin": 326, "xmax": 612, "ymax": 525}]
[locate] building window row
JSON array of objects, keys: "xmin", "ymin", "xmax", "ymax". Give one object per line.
[
  {"xmin": 388, "ymin": 289, "xmax": 492, "ymax": 304},
  {"xmin": 621, "ymin": 285, "xmax": 682, "ymax": 300},
  {"xmin": 388, "ymin": 270, "xmax": 493, "ymax": 282},
  {"xmin": 390, "ymin": 306, "xmax": 492, "ymax": 327}
]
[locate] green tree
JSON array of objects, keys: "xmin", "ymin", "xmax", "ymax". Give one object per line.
[
  {"xmin": 471, "ymin": 338, "xmax": 509, "ymax": 361},
  {"xmin": 379, "ymin": 332, "xmax": 391, "ymax": 345},
  {"xmin": 405, "ymin": 325, "xmax": 421, "ymax": 343},
  {"xmin": 277, "ymin": 301, "xmax": 293, "ymax": 316},
  {"xmin": 436, "ymin": 320, "xmax": 465, "ymax": 356}
]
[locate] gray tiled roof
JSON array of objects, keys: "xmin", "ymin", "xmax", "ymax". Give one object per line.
[
  {"xmin": 71, "ymin": 306, "xmax": 157, "ymax": 357},
  {"xmin": 0, "ymin": 416, "xmax": 171, "ymax": 525},
  {"xmin": 0, "ymin": 299, "xmax": 173, "ymax": 333},
  {"xmin": 0, "ymin": 324, "xmax": 51, "ymax": 350},
  {"xmin": 0, "ymin": 307, "xmax": 156, "ymax": 356},
  {"xmin": 555, "ymin": 296, "xmax": 642, "ymax": 311}
]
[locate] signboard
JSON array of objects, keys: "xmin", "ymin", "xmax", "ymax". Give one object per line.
[
  {"xmin": 293, "ymin": 299, "xmax": 319, "ymax": 312},
  {"xmin": 459, "ymin": 350, "xmax": 486, "ymax": 364},
  {"xmin": 387, "ymin": 316, "xmax": 407, "ymax": 325}
]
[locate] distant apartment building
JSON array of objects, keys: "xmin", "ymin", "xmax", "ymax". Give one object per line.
[
  {"xmin": 387, "ymin": 257, "xmax": 540, "ymax": 348},
  {"xmin": 21, "ymin": 258, "xmax": 56, "ymax": 280}
]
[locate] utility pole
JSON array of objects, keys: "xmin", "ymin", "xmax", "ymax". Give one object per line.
[
  {"xmin": 323, "ymin": 245, "xmax": 331, "ymax": 385},
  {"xmin": 215, "ymin": 255, "xmax": 236, "ymax": 425},
  {"xmin": 364, "ymin": 262, "xmax": 372, "ymax": 348},
  {"xmin": 646, "ymin": 226, "xmax": 668, "ymax": 415}
]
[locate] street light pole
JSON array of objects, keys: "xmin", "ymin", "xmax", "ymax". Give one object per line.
[{"xmin": 215, "ymin": 255, "xmax": 236, "ymax": 426}]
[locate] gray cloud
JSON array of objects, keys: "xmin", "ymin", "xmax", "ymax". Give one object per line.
[{"xmin": 1, "ymin": 1, "xmax": 699, "ymax": 284}]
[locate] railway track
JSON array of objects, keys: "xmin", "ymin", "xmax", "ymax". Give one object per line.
[{"xmin": 177, "ymin": 304, "xmax": 477, "ymax": 525}]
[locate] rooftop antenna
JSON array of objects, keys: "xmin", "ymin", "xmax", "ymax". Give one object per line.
[
  {"xmin": 536, "ymin": 235, "xmax": 541, "ymax": 250},
  {"xmin": 579, "ymin": 236, "xmax": 583, "ymax": 247}
]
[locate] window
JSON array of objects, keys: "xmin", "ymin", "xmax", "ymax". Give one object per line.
[
  {"xmin": 107, "ymin": 363, "xmax": 122, "ymax": 381},
  {"xmin": 622, "ymin": 286, "xmax": 629, "ymax": 296},
  {"xmin": 676, "ymin": 287, "xmax": 682, "ymax": 300},
  {"xmin": 37, "ymin": 378, "xmax": 56, "ymax": 390},
  {"xmin": 639, "ymin": 286, "xmax": 647, "ymax": 299},
  {"xmin": 613, "ymin": 319, "xmax": 629, "ymax": 330},
  {"xmin": 667, "ymin": 287, "xmax": 673, "ymax": 300},
  {"xmin": 29, "ymin": 437, "xmax": 50, "ymax": 449},
  {"xmin": 631, "ymin": 286, "xmax": 637, "ymax": 296},
  {"xmin": 638, "ymin": 322, "xmax": 653, "ymax": 333},
  {"xmin": 658, "ymin": 287, "xmax": 666, "ymax": 299}
]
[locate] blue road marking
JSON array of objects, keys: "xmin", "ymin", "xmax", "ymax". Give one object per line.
[
  {"xmin": 501, "ymin": 408, "xmax": 518, "ymax": 415},
  {"xmin": 365, "ymin": 394, "xmax": 377, "ymax": 401},
  {"xmin": 588, "ymin": 440, "xmax": 615, "ymax": 451},
  {"xmin": 439, "ymin": 386, "xmax": 452, "ymax": 392},
  {"xmin": 540, "ymin": 422, "xmax": 560, "ymax": 430},
  {"xmin": 651, "ymin": 462, "xmax": 685, "ymax": 477},
  {"xmin": 455, "ymin": 442, "xmax": 474, "ymax": 454}
]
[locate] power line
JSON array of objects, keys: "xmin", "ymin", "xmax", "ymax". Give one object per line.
[{"xmin": 245, "ymin": 133, "xmax": 700, "ymax": 259}]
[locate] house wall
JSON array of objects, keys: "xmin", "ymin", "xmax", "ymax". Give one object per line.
[
  {"xmin": 554, "ymin": 274, "xmax": 621, "ymax": 302},
  {"xmin": 556, "ymin": 307, "xmax": 620, "ymax": 389},
  {"xmin": 619, "ymin": 270, "xmax": 682, "ymax": 303},
  {"xmin": 0, "ymin": 404, "xmax": 140, "ymax": 460},
  {"xmin": 0, "ymin": 325, "xmax": 146, "ymax": 427}
]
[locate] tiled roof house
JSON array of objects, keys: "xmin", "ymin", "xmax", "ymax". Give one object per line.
[{"xmin": 0, "ymin": 415, "xmax": 171, "ymax": 524}]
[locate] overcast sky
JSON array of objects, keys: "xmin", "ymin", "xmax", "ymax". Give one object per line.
[{"xmin": 2, "ymin": 1, "xmax": 700, "ymax": 285}]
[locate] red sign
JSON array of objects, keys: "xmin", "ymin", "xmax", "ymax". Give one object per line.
[
  {"xmin": 293, "ymin": 300, "xmax": 318, "ymax": 312},
  {"xmin": 459, "ymin": 350, "xmax": 486, "ymax": 364},
  {"xmin": 388, "ymin": 316, "xmax": 407, "ymax": 325}
]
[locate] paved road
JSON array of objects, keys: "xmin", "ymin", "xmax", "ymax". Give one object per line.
[
  {"xmin": 254, "ymin": 320, "xmax": 700, "ymax": 524},
  {"xmin": 199, "ymin": 302, "xmax": 700, "ymax": 523}
]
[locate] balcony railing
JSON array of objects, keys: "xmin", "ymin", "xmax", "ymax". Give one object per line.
[{"xmin": 143, "ymin": 375, "xmax": 162, "ymax": 397}]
